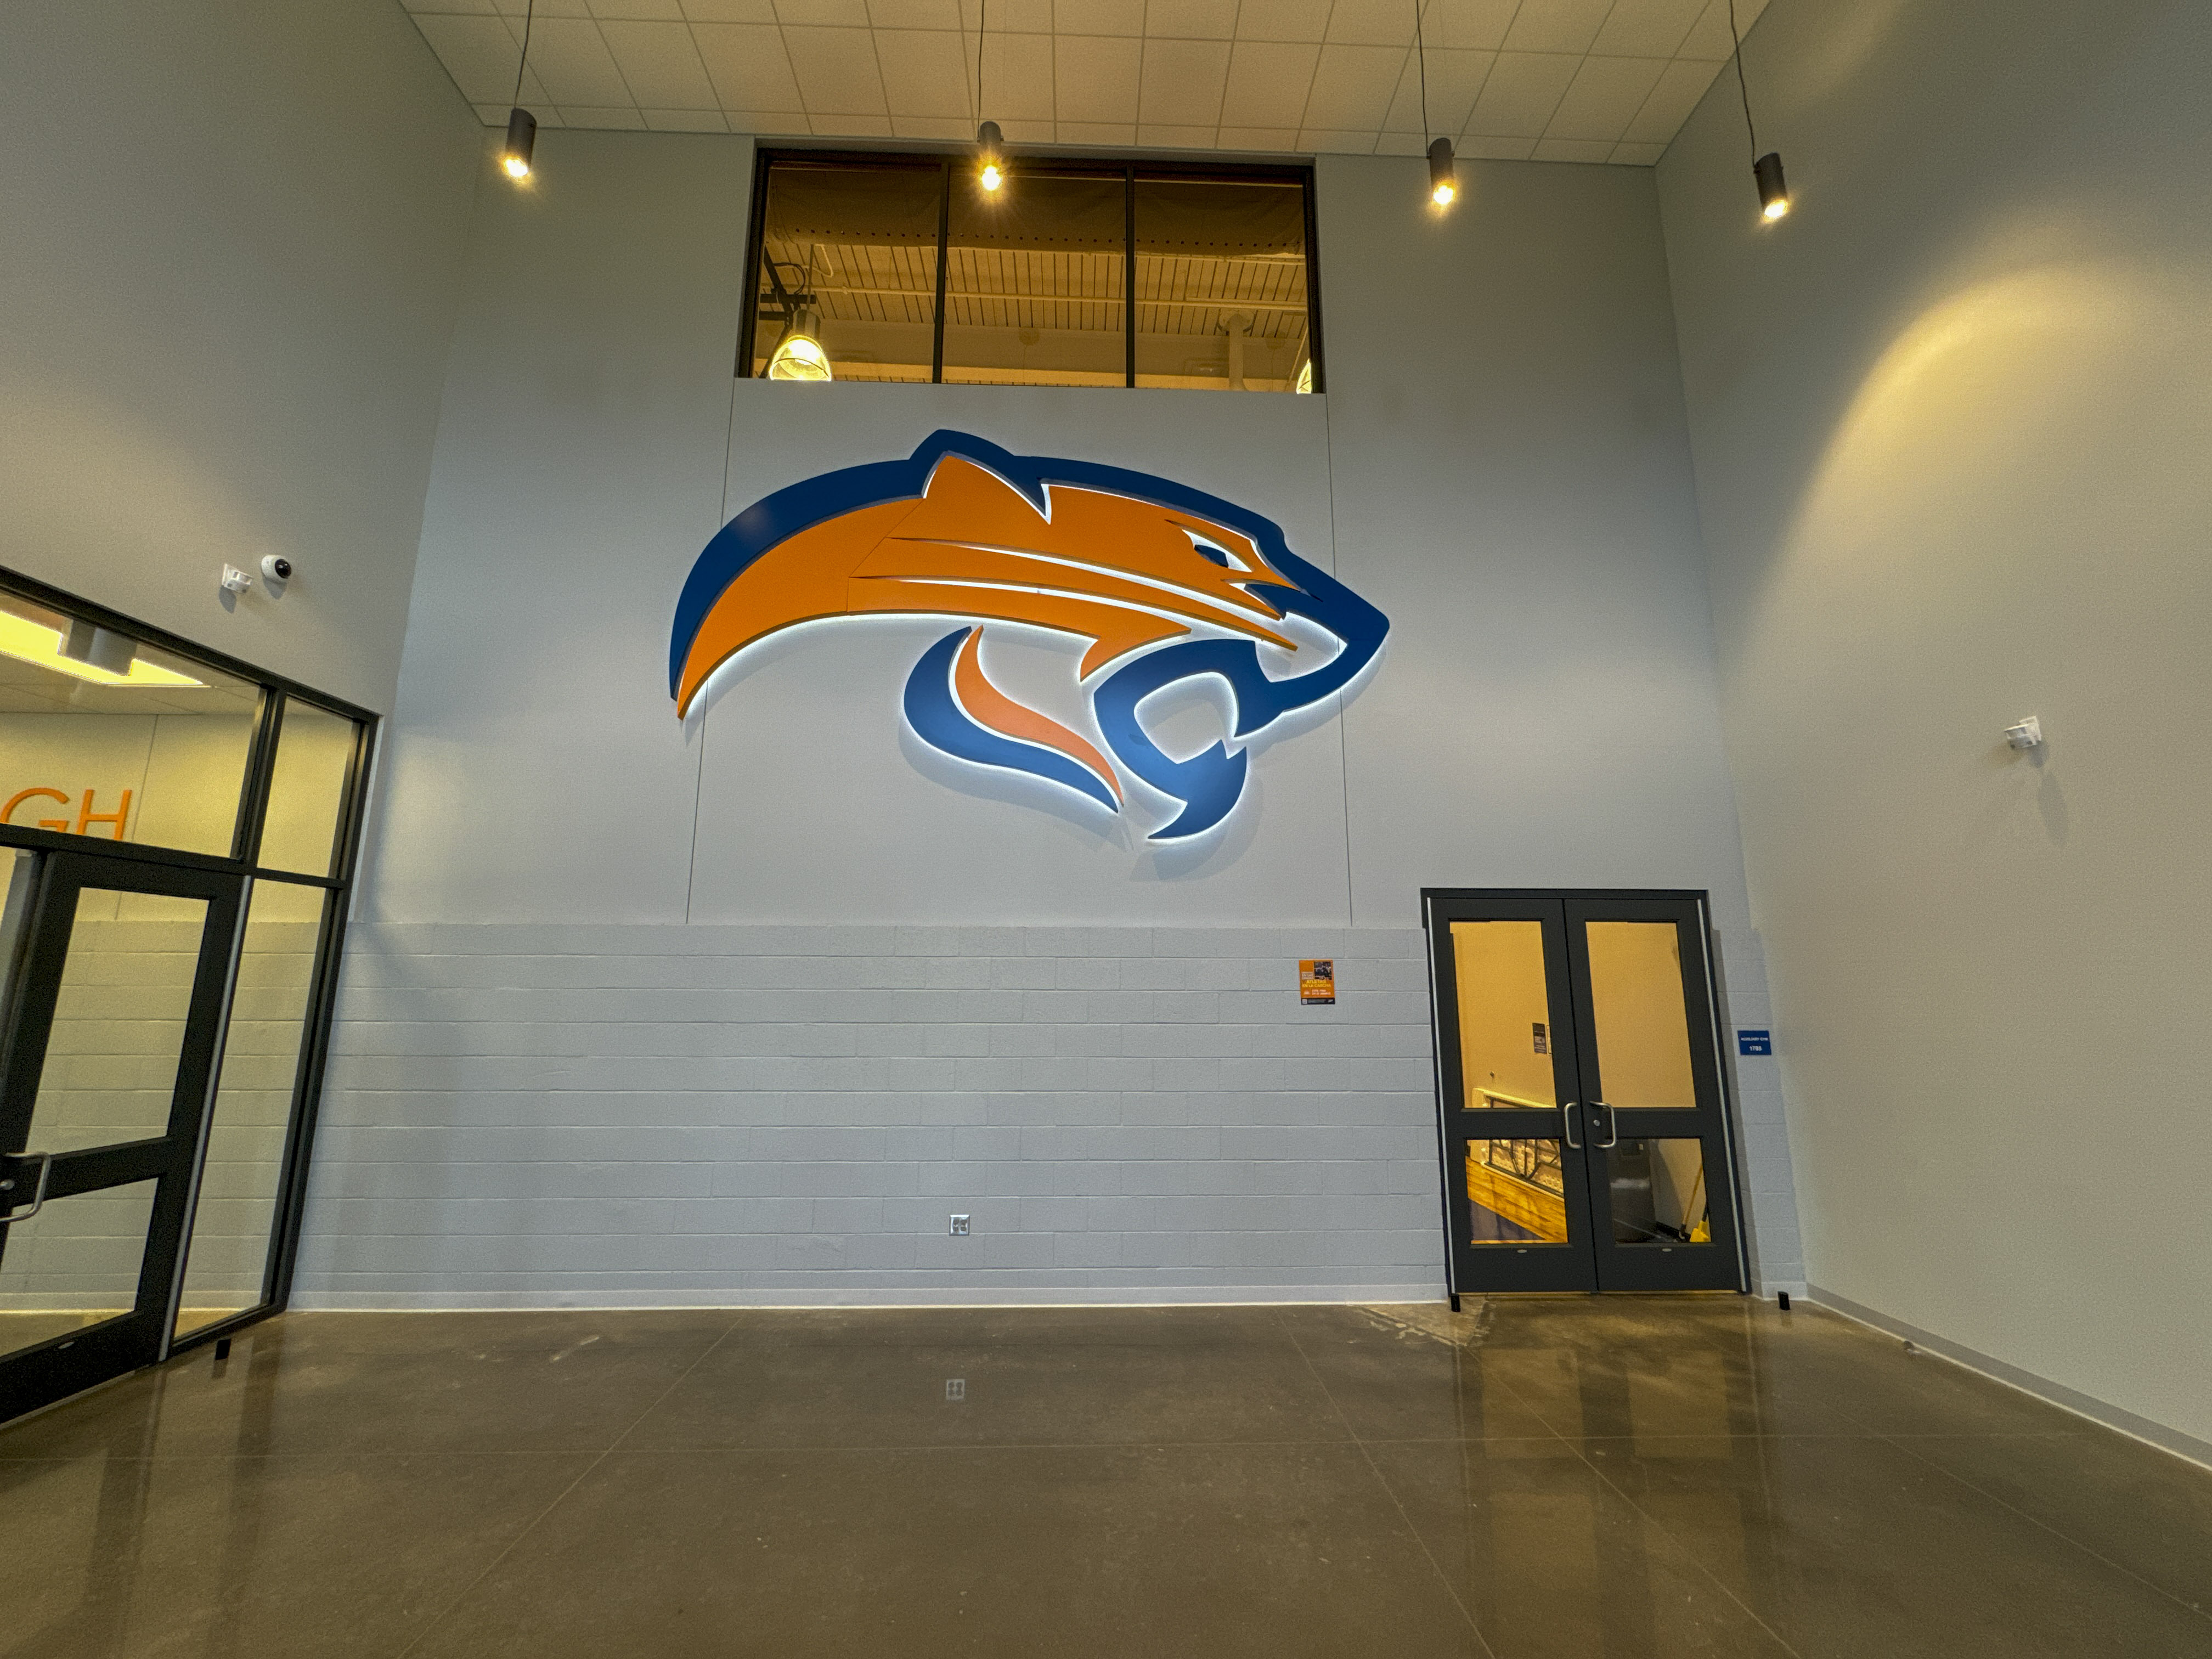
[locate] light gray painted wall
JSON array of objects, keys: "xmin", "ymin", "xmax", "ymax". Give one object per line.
[
  {"xmin": 1657, "ymin": 0, "xmax": 2212, "ymax": 1443},
  {"xmin": 303, "ymin": 136, "xmax": 1802, "ymax": 1302},
  {"xmin": 0, "ymin": 0, "xmax": 479, "ymax": 713}
]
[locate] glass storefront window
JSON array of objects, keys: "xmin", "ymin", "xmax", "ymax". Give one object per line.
[
  {"xmin": 174, "ymin": 879, "xmax": 328, "ymax": 1339},
  {"xmin": 0, "ymin": 592, "xmax": 261, "ymax": 857},
  {"xmin": 258, "ymin": 700, "xmax": 358, "ymax": 877}
]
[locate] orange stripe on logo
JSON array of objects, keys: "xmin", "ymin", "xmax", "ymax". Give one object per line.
[{"xmin": 951, "ymin": 629, "xmax": 1123, "ymax": 804}]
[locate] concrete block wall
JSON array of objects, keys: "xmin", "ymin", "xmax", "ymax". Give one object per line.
[{"xmin": 293, "ymin": 922, "xmax": 1802, "ymax": 1307}]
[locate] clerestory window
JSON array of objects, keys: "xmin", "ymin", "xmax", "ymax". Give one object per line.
[{"xmin": 743, "ymin": 149, "xmax": 1320, "ymax": 394}]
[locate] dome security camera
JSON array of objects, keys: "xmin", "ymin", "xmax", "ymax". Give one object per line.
[{"xmin": 261, "ymin": 555, "xmax": 293, "ymax": 583}]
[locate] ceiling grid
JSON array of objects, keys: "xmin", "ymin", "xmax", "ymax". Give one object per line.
[{"xmin": 399, "ymin": 0, "xmax": 1768, "ymax": 165}]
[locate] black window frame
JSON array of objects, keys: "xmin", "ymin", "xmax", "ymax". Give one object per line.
[
  {"xmin": 0, "ymin": 563, "xmax": 378, "ymax": 1353},
  {"xmin": 738, "ymin": 145, "xmax": 1326, "ymax": 394}
]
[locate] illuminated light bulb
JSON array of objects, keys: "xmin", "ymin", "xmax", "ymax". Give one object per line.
[
  {"xmin": 1426, "ymin": 136, "xmax": 1457, "ymax": 211},
  {"xmin": 1753, "ymin": 151, "xmax": 1790, "ymax": 222},
  {"xmin": 766, "ymin": 306, "xmax": 832, "ymax": 382},
  {"xmin": 976, "ymin": 119, "xmax": 1006, "ymax": 194},
  {"xmin": 502, "ymin": 107, "xmax": 536, "ymax": 182}
]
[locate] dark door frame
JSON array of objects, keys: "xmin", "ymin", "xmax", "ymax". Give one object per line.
[
  {"xmin": 0, "ymin": 853, "xmax": 245, "ymax": 1418},
  {"xmin": 1421, "ymin": 887, "xmax": 1751, "ymax": 1301},
  {"xmin": 0, "ymin": 566, "xmax": 378, "ymax": 1393}
]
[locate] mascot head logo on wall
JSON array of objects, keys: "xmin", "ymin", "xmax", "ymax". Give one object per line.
[{"xmin": 669, "ymin": 431, "xmax": 1387, "ymax": 842}]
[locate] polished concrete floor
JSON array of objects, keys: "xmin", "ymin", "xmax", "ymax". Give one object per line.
[{"xmin": 1, "ymin": 1298, "xmax": 2208, "ymax": 1658}]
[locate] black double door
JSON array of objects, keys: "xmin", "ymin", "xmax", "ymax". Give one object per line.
[
  {"xmin": 0, "ymin": 850, "xmax": 244, "ymax": 1419},
  {"xmin": 1425, "ymin": 891, "xmax": 1746, "ymax": 1295}
]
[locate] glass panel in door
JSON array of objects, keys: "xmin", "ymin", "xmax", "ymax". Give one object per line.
[
  {"xmin": 1583, "ymin": 921, "xmax": 1698, "ymax": 1110},
  {"xmin": 0, "ymin": 854, "xmax": 239, "ymax": 1418}
]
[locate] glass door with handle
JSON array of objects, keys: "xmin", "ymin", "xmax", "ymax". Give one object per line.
[
  {"xmin": 0, "ymin": 849, "xmax": 244, "ymax": 1419},
  {"xmin": 1426, "ymin": 890, "xmax": 1746, "ymax": 1297}
]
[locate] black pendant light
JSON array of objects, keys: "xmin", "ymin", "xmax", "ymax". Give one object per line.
[
  {"xmin": 974, "ymin": 0, "xmax": 1003, "ymax": 193},
  {"xmin": 1729, "ymin": 0, "xmax": 1787, "ymax": 220},
  {"xmin": 501, "ymin": 0, "xmax": 539, "ymax": 182},
  {"xmin": 1415, "ymin": 2, "xmax": 1454, "ymax": 207}
]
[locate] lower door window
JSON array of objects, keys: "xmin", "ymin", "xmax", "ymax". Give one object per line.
[{"xmin": 1425, "ymin": 890, "xmax": 1746, "ymax": 1295}]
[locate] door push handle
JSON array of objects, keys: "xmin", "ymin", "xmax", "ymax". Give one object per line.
[
  {"xmin": 0, "ymin": 1152, "xmax": 53, "ymax": 1225},
  {"xmin": 1592, "ymin": 1102, "xmax": 1620, "ymax": 1149},
  {"xmin": 1560, "ymin": 1102, "xmax": 1581, "ymax": 1150}
]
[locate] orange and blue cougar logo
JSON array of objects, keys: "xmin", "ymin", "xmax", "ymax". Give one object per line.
[{"xmin": 669, "ymin": 431, "xmax": 1387, "ymax": 840}]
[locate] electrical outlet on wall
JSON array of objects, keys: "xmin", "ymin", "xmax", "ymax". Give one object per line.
[{"xmin": 949, "ymin": 1214, "xmax": 970, "ymax": 1235}]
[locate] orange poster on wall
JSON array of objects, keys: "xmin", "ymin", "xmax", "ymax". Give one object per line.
[{"xmin": 1299, "ymin": 959, "xmax": 1335, "ymax": 1006}]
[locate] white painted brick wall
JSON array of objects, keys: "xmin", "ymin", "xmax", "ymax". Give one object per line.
[{"xmin": 292, "ymin": 924, "xmax": 1803, "ymax": 1306}]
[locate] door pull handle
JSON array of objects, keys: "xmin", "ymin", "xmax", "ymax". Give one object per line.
[
  {"xmin": 1592, "ymin": 1102, "xmax": 1619, "ymax": 1149},
  {"xmin": 0, "ymin": 1152, "xmax": 53, "ymax": 1224},
  {"xmin": 1560, "ymin": 1102, "xmax": 1581, "ymax": 1150}
]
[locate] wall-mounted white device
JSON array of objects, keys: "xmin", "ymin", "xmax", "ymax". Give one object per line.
[
  {"xmin": 2004, "ymin": 715, "xmax": 2044, "ymax": 751},
  {"xmin": 261, "ymin": 555, "xmax": 293, "ymax": 583},
  {"xmin": 220, "ymin": 566, "xmax": 253, "ymax": 594}
]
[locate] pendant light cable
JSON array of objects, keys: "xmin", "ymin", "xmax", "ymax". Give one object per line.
[
  {"xmin": 511, "ymin": 0, "xmax": 537, "ymax": 111},
  {"xmin": 977, "ymin": 0, "xmax": 986, "ymax": 124},
  {"xmin": 1727, "ymin": 0, "xmax": 1758, "ymax": 156},
  {"xmin": 1414, "ymin": 0, "xmax": 1431, "ymax": 145}
]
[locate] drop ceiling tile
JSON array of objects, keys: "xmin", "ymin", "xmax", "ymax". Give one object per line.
[
  {"xmin": 515, "ymin": 17, "xmax": 634, "ymax": 103},
  {"xmin": 775, "ymin": 0, "xmax": 870, "ymax": 22},
  {"xmin": 1300, "ymin": 43, "xmax": 1404, "ymax": 131},
  {"xmin": 558, "ymin": 104, "xmax": 651, "ymax": 126},
  {"xmin": 992, "ymin": 118, "xmax": 1053, "ymax": 142},
  {"xmin": 1530, "ymin": 135, "xmax": 1612, "ymax": 160},
  {"xmin": 1214, "ymin": 125, "xmax": 1301, "ymax": 151},
  {"xmin": 1323, "ymin": 0, "xmax": 1414, "ymax": 48},
  {"xmin": 984, "ymin": 32, "xmax": 1055, "ymax": 121},
  {"xmin": 410, "ymin": 13, "xmax": 551, "ymax": 105},
  {"xmin": 1297, "ymin": 130, "xmax": 1379, "ymax": 155},
  {"xmin": 587, "ymin": 0, "xmax": 687, "ymax": 18},
  {"xmin": 867, "ymin": 0, "xmax": 961, "ymax": 23},
  {"xmin": 407, "ymin": 1, "xmax": 502, "ymax": 15},
  {"xmin": 692, "ymin": 21, "xmax": 805, "ymax": 106},
  {"xmin": 1462, "ymin": 49, "xmax": 1578, "ymax": 137},
  {"xmin": 1423, "ymin": 0, "xmax": 1519, "ymax": 52},
  {"xmin": 1610, "ymin": 139, "xmax": 1667, "ymax": 163},
  {"xmin": 642, "ymin": 105, "xmax": 732, "ymax": 128},
  {"xmin": 1622, "ymin": 55, "xmax": 1719, "ymax": 144},
  {"xmin": 1380, "ymin": 46, "xmax": 1493, "ymax": 132},
  {"xmin": 1234, "ymin": 0, "xmax": 1330, "ymax": 42},
  {"xmin": 1054, "ymin": 120, "xmax": 1137, "ymax": 145},
  {"xmin": 812, "ymin": 112, "xmax": 896, "ymax": 134},
  {"xmin": 471, "ymin": 102, "xmax": 510, "ymax": 123},
  {"xmin": 978, "ymin": 0, "xmax": 1054, "ymax": 29},
  {"xmin": 488, "ymin": 0, "xmax": 592, "ymax": 13},
  {"xmin": 890, "ymin": 114, "xmax": 973, "ymax": 137},
  {"xmin": 1458, "ymin": 133, "xmax": 1537, "ymax": 159},
  {"xmin": 1372, "ymin": 130, "xmax": 1427, "ymax": 156},
  {"xmin": 679, "ymin": 0, "xmax": 777, "ymax": 19},
  {"xmin": 725, "ymin": 109, "xmax": 814, "ymax": 131},
  {"xmin": 1544, "ymin": 54, "xmax": 1666, "ymax": 140},
  {"xmin": 1058, "ymin": 0, "xmax": 1143, "ymax": 37},
  {"xmin": 1499, "ymin": 0, "xmax": 1613, "ymax": 55},
  {"xmin": 598, "ymin": 19, "xmax": 718, "ymax": 106},
  {"xmin": 1138, "ymin": 39, "xmax": 1231, "ymax": 125},
  {"xmin": 1677, "ymin": 0, "xmax": 1767, "ymax": 61},
  {"xmin": 1219, "ymin": 41, "xmax": 1318, "ymax": 128},
  {"xmin": 877, "ymin": 29, "xmax": 972, "ymax": 117},
  {"xmin": 1137, "ymin": 123, "xmax": 1218, "ymax": 148},
  {"xmin": 783, "ymin": 25, "xmax": 890, "ymax": 113},
  {"xmin": 1054, "ymin": 35, "xmax": 1142, "ymax": 123},
  {"xmin": 1147, "ymin": 0, "xmax": 1238, "ymax": 39},
  {"xmin": 1591, "ymin": 0, "xmax": 1708, "ymax": 58}
]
